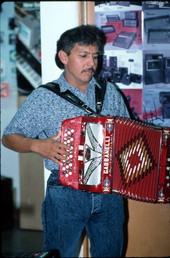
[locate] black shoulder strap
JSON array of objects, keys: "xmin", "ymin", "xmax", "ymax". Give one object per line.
[
  {"xmin": 39, "ymin": 80, "xmax": 107, "ymax": 115},
  {"xmin": 95, "ymin": 79, "xmax": 107, "ymax": 114}
]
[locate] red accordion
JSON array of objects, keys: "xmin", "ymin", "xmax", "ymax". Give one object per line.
[{"xmin": 59, "ymin": 116, "xmax": 170, "ymax": 203}]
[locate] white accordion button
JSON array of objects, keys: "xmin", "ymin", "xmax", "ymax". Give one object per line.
[{"xmin": 79, "ymin": 145, "xmax": 84, "ymax": 150}]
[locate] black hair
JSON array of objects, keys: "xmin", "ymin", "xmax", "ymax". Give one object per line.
[{"xmin": 55, "ymin": 24, "xmax": 106, "ymax": 69}]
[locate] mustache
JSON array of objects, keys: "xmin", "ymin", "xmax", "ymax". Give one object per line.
[{"xmin": 81, "ymin": 68, "xmax": 95, "ymax": 73}]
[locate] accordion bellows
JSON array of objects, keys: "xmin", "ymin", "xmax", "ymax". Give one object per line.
[{"xmin": 59, "ymin": 116, "xmax": 170, "ymax": 203}]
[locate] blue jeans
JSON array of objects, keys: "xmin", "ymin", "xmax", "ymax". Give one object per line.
[{"xmin": 41, "ymin": 171, "xmax": 125, "ymax": 257}]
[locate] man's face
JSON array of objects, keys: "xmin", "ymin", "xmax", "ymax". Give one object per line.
[{"xmin": 59, "ymin": 43, "xmax": 99, "ymax": 90}]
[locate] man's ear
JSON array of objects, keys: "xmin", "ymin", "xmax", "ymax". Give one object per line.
[{"xmin": 58, "ymin": 50, "xmax": 68, "ymax": 65}]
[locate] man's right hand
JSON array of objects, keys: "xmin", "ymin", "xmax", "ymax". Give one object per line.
[
  {"xmin": 33, "ymin": 130, "xmax": 70, "ymax": 165},
  {"xmin": 2, "ymin": 130, "xmax": 70, "ymax": 165}
]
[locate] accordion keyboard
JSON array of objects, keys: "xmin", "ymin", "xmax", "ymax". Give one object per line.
[{"xmin": 61, "ymin": 127, "xmax": 75, "ymax": 178}]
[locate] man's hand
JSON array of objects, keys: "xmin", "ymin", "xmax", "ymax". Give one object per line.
[
  {"xmin": 35, "ymin": 130, "xmax": 70, "ymax": 165},
  {"xmin": 2, "ymin": 130, "xmax": 70, "ymax": 165}
]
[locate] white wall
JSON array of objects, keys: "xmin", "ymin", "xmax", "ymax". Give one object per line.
[
  {"xmin": 40, "ymin": 1, "xmax": 79, "ymax": 189},
  {"xmin": 40, "ymin": 1, "xmax": 79, "ymax": 83}
]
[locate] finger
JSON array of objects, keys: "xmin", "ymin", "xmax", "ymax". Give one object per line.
[
  {"xmin": 53, "ymin": 153, "xmax": 67, "ymax": 165},
  {"xmin": 50, "ymin": 156, "xmax": 62, "ymax": 165},
  {"xmin": 57, "ymin": 142, "xmax": 70, "ymax": 151},
  {"xmin": 51, "ymin": 131, "xmax": 70, "ymax": 150},
  {"xmin": 56, "ymin": 147, "xmax": 69, "ymax": 157},
  {"xmin": 52, "ymin": 130, "xmax": 62, "ymax": 141}
]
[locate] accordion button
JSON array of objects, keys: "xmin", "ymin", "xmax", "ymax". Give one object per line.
[{"xmin": 78, "ymin": 156, "xmax": 83, "ymax": 161}]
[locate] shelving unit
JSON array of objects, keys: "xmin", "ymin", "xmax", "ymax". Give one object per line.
[{"xmin": 14, "ymin": 2, "xmax": 42, "ymax": 95}]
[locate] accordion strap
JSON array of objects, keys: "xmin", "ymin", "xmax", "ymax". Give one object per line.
[
  {"xmin": 39, "ymin": 79, "xmax": 106, "ymax": 116},
  {"xmin": 95, "ymin": 79, "xmax": 106, "ymax": 114}
]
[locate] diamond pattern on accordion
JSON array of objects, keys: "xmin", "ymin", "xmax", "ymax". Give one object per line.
[{"xmin": 115, "ymin": 131, "xmax": 157, "ymax": 186}]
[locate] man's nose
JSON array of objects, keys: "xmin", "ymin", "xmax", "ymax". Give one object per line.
[{"xmin": 88, "ymin": 56, "xmax": 97, "ymax": 67}]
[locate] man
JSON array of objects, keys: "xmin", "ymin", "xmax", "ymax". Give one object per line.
[{"xmin": 2, "ymin": 25, "xmax": 130, "ymax": 257}]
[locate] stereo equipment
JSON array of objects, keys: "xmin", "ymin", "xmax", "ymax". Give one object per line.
[
  {"xmin": 118, "ymin": 67, "xmax": 129, "ymax": 84},
  {"xmin": 106, "ymin": 14, "xmax": 120, "ymax": 22},
  {"xmin": 124, "ymin": 11, "xmax": 138, "ymax": 27},
  {"xmin": 123, "ymin": 19, "xmax": 138, "ymax": 27},
  {"xmin": 159, "ymin": 92, "xmax": 170, "ymax": 119},
  {"xmin": 144, "ymin": 15, "xmax": 170, "ymax": 33},
  {"xmin": 120, "ymin": 72, "xmax": 142, "ymax": 85},
  {"xmin": 111, "ymin": 69, "xmax": 122, "ymax": 82},
  {"xmin": 144, "ymin": 54, "xmax": 164, "ymax": 85},
  {"xmin": 109, "ymin": 56, "xmax": 117, "ymax": 68},
  {"xmin": 98, "ymin": 66, "xmax": 142, "ymax": 85},
  {"xmin": 143, "ymin": 1, "xmax": 170, "ymax": 9},
  {"xmin": 148, "ymin": 29, "xmax": 170, "ymax": 44},
  {"xmin": 98, "ymin": 69, "xmax": 112, "ymax": 81},
  {"xmin": 108, "ymin": 2, "xmax": 117, "ymax": 5},
  {"xmin": 113, "ymin": 31, "xmax": 137, "ymax": 49},
  {"xmin": 101, "ymin": 25, "xmax": 115, "ymax": 34},
  {"xmin": 101, "ymin": 55, "xmax": 107, "ymax": 67},
  {"xmin": 119, "ymin": 67, "xmax": 128, "ymax": 75},
  {"xmin": 164, "ymin": 57, "xmax": 170, "ymax": 84},
  {"xmin": 130, "ymin": 73, "xmax": 142, "ymax": 84},
  {"xmin": 59, "ymin": 116, "xmax": 170, "ymax": 204},
  {"xmin": 117, "ymin": 1, "xmax": 130, "ymax": 6},
  {"xmin": 125, "ymin": 11, "xmax": 138, "ymax": 20},
  {"xmin": 121, "ymin": 73, "xmax": 131, "ymax": 85}
]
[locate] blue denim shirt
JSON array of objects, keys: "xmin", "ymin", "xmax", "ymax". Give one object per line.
[{"xmin": 3, "ymin": 72, "xmax": 129, "ymax": 171}]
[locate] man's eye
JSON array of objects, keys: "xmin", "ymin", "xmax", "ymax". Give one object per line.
[{"xmin": 80, "ymin": 55, "xmax": 87, "ymax": 58}]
